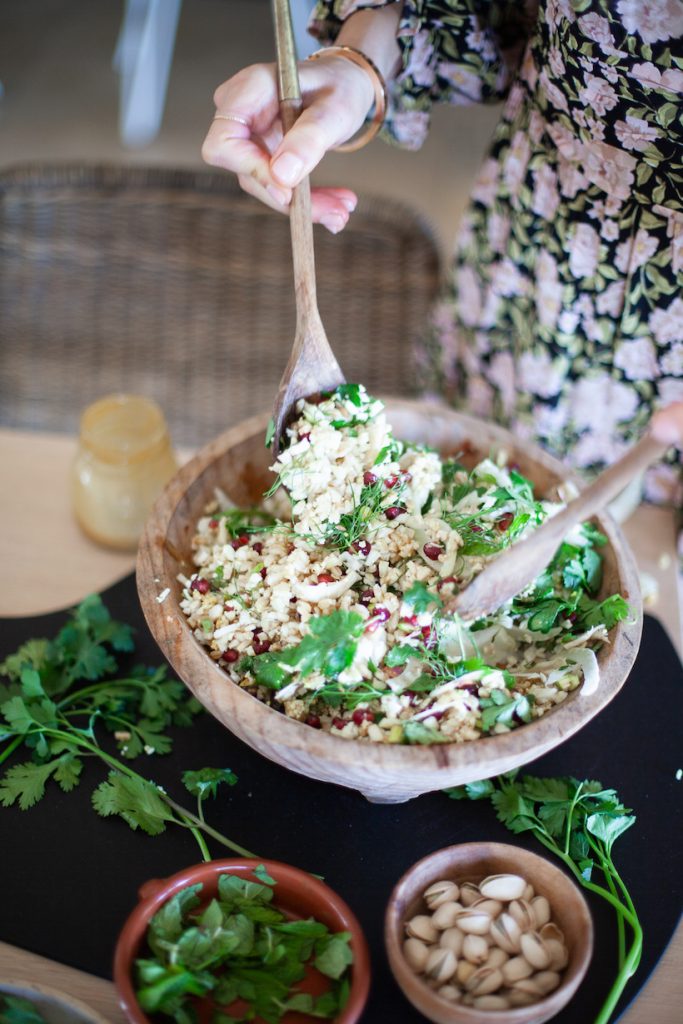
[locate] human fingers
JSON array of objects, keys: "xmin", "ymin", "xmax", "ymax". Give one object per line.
[
  {"xmin": 269, "ymin": 57, "xmax": 374, "ymax": 189},
  {"xmin": 240, "ymin": 174, "xmax": 355, "ymax": 234},
  {"xmin": 650, "ymin": 402, "xmax": 683, "ymax": 447}
]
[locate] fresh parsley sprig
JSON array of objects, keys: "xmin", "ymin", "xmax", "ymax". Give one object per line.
[
  {"xmin": 446, "ymin": 774, "xmax": 641, "ymax": 1024},
  {"xmin": 0, "ymin": 596, "xmax": 255, "ymax": 862}
]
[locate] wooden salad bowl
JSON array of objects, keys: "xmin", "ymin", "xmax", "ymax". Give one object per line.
[{"xmin": 137, "ymin": 399, "xmax": 642, "ymax": 803}]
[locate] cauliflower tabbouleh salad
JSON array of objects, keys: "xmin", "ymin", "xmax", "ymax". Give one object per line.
[{"xmin": 179, "ymin": 385, "xmax": 630, "ymax": 746}]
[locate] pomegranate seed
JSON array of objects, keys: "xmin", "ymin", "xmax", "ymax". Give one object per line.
[
  {"xmin": 190, "ymin": 578, "xmax": 210, "ymax": 594},
  {"xmin": 374, "ymin": 607, "xmax": 390, "ymax": 622},
  {"xmin": 510, "ymin": 461, "xmax": 521, "ymax": 471},
  {"xmin": 222, "ymin": 649, "xmax": 239, "ymax": 663},
  {"xmin": 231, "ymin": 534, "xmax": 249, "ymax": 549},
  {"xmin": 317, "ymin": 572, "xmax": 336, "ymax": 584},
  {"xmin": 253, "ymin": 638, "xmax": 271, "ymax": 655},
  {"xmin": 299, "ymin": 431, "xmax": 311, "ymax": 441},
  {"xmin": 401, "ymin": 614, "xmax": 419, "ymax": 626},
  {"xmin": 568, "ymin": 611, "xmax": 578, "ymax": 623},
  {"xmin": 363, "ymin": 471, "xmax": 377, "ymax": 486},
  {"xmin": 260, "ymin": 567, "xmax": 267, "ymax": 579},
  {"xmin": 385, "ymin": 506, "xmax": 405, "ymax": 520},
  {"xmin": 252, "ymin": 541, "xmax": 263, "ymax": 554},
  {"xmin": 438, "ymin": 575, "xmax": 459, "ymax": 588},
  {"xmin": 208, "ymin": 518, "xmax": 219, "ymax": 529},
  {"xmin": 306, "ymin": 714, "xmax": 322, "ymax": 729},
  {"xmin": 352, "ymin": 709, "xmax": 374, "ymax": 726},
  {"xmin": 401, "ymin": 470, "xmax": 413, "ymax": 483},
  {"xmin": 421, "ymin": 625, "xmax": 432, "ymax": 640},
  {"xmin": 352, "ymin": 539, "xmax": 371, "ymax": 556},
  {"xmin": 359, "ymin": 589, "xmax": 374, "ymax": 606},
  {"xmin": 470, "ymin": 525, "xmax": 482, "ymax": 534},
  {"xmin": 332, "ymin": 717, "xmax": 347, "ymax": 730},
  {"xmin": 384, "ymin": 474, "xmax": 399, "ymax": 489},
  {"xmin": 423, "ymin": 543, "xmax": 443, "ymax": 560},
  {"xmin": 497, "ymin": 512, "xmax": 514, "ymax": 531},
  {"xmin": 430, "ymin": 710, "xmax": 444, "ymax": 721}
]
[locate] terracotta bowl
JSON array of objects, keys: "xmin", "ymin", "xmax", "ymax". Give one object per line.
[
  {"xmin": 113, "ymin": 858, "xmax": 370, "ymax": 1024},
  {"xmin": 385, "ymin": 842, "xmax": 593, "ymax": 1024},
  {"xmin": 137, "ymin": 399, "xmax": 642, "ymax": 803}
]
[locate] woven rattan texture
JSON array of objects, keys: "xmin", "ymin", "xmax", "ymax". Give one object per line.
[{"xmin": 0, "ymin": 165, "xmax": 440, "ymax": 447}]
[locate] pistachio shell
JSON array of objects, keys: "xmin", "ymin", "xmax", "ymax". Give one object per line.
[
  {"xmin": 535, "ymin": 970, "xmax": 561, "ymax": 995},
  {"xmin": 490, "ymin": 912, "xmax": 522, "ymax": 953},
  {"xmin": 486, "ymin": 947, "xmax": 509, "ymax": 969},
  {"xmin": 424, "ymin": 879, "xmax": 460, "ymax": 909},
  {"xmin": 463, "ymin": 933, "xmax": 489, "ymax": 965},
  {"xmin": 540, "ymin": 922, "xmax": 565, "ymax": 944},
  {"xmin": 459, "ymin": 882, "xmax": 481, "ymax": 906},
  {"xmin": 403, "ymin": 937, "xmax": 430, "ymax": 972},
  {"xmin": 465, "ymin": 966, "xmax": 504, "ymax": 996},
  {"xmin": 406, "ymin": 914, "xmax": 439, "ymax": 943},
  {"xmin": 425, "ymin": 946, "xmax": 457, "ymax": 983},
  {"xmin": 480, "ymin": 873, "xmax": 527, "ymax": 902},
  {"xmin": 456, "ymin": 960, "xmax": 476, "ymax": 986},
  {"xmin": 508, "ymin": 898, "xmax": 535, "ymax": 932},
  {"xmin": 437, "ymin": 985, "xmax": 461, "ymax": 1003},
  {"xmin": 520, "ymin": 931, "xmax": 552, "ymax": 970},
  {"xmin": 546, "ymin": 937, "xmax": 569, "ymax": 971},
  {"xmin": 473, "ymin": 995, "xmax": 510, "ymax": 1011},
  {"xmin": 508, "ymin": 989, "xmax": 537, "ymax": 1007},
  {"xmin": 439, "ymin": 927, "xmax": 464, "ymax": 956},
  {"xmin": 471, "ymin": 896, "xmax": 503, "ymax": 919},
  {"xmin": 432, "ymin": 901, "xmax": 463, "ymax": 930},
  {"xmin": 522, "ymin": 882, "xmax": 535, "ymax": 902},
  {"xmin": 502, "ymin": 955, "xmax": 534, "ymax": 984},
  {"xmin": 455, "ymin": 909, "xmax": 492, "ymax": 935},
  {"xmin": 531, "ymin": 895, "xmax": 551, "ymax": 927},
  {"xmin": 512, "ymin": 977, "xmax": 544, "ymax": 997}
]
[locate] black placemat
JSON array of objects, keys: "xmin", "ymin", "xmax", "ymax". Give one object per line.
[{"xmin": 0, "ymin": 574, "xmax": 681, "ymax": 1023}]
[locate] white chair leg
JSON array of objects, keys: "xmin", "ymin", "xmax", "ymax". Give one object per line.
[{"xmin": 113, "ymin": 0, "xmax": 182, "ymax": 148}]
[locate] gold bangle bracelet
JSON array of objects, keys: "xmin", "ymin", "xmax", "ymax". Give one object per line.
[{"xmin": 306, "ymin": 44, "xmax": 387, "ymax": 153}]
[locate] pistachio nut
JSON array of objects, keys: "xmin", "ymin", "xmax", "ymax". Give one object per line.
[
  {"xmin": 540, "ymin": 922, "xmax": 565, "ymax": 945},
  {"xmin": 471, "ymin": 896, "xmax": 503, "ymax": 919},
  {"xmin": 424, "ymin": 879, "xmax": 460, "ymax": 909},
  {"xmin": 520, "ymin": 931, "xmax": 552, "ymax": 970},
  {"xmin": 490, "ymin": 911, "xmax": 522, "ymax": 953},
  {"xmin": 403, "ymin": 937, "xmax": 430, "ymax": 972},
  {"xmin": 439, "ymin": 927, "xmax": 464, "ymax": 956},
  {"xmin": 535, "ymin": 970, "xmax": 561, "ymax": 994},
  {"xmin": 508, "ymin": 898, "xmax": 535, "ymax": 932},
  {"xmin": 406, "ymin": 914, "xmax": 439, "ymax": 944},
  {"xmin": 425, "ymin": 947, "xmax": 457, "ymax": 983},
  {"xmin": 502, "ymin": 954, "xmax": 534, "ymax": 984},
  {"xmin": 480, "ymin": 873, "xmax": 527, "ymax": 901},
  {"xmin": 437, "ymin": 984, "xmax": 461, "ymax": 1003},
  {"xmin": 486, "ymin": 947, "xmax": 509, "ymax": 969},
  {"xmin": 508, "ymin": 989, "xmax": 537, "ymax": 1007},
  {"xmin": 456, "ymin": 959, "xmax": 476, "ymax": 986},
  {"xmin": 459, "ymin": 881, "xmax": 481, "ymax": 906},
  {"xmin": 463, "ymin": 933, "xmax": 489, "ymax": 965},
  {"xmin": 512, "ymin": 977, "xmax": 544, "ymax": 997},
  {"xmin": 531, "ymin": 895, "xmax": 551, "ymax": 927},
  {"xmin": 464, "ymin": 965, "xmax": 504, "ymax": 996},
  {"xmin": 455, "ymin": 909, "xmax": 491, "ymax": 935},
  {"xmin": 546, "ymin": 937, "xmax": 569, "ymax": 970},
  {"xmin": 473, "ymin": 995, "xmax": 510, "ymax": 1011},
  {"xmin": 522, "ymin": 882, "xmax": 535, "ymax": 902},
  {"xmin": 432, "ymin": 900, "xmax": 464, "ymax": 930}
]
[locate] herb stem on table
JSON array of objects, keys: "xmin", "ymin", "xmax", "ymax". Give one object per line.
[
  {"xmin": 0, "ymin": 595, "xmax": 256, "ymax": 863},
  {"xmin": 447, "ymin": 773, "xmax": 643, "ymax": 1024}
]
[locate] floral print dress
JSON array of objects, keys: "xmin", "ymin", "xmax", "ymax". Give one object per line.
[{"xmin": 311, "ymin": 1, "xmax": 683, "ymax": 506}]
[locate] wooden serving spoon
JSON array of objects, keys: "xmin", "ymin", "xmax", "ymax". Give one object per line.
[
  {"xmin": 444, "ymin": 432, "xmax": 667, "ymax": 622},
  {"xmin": 270, "ymin": 0, "xmax": 345, "ymax": 455}
]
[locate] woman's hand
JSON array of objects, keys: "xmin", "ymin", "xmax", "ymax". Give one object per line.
[
  {"xmin": 201, "ymin": 56, "xmax": 374, "ymax": 233},
  {"xmin": 650, "ymin": 402, "xmax": 683, "ymax": 448}
]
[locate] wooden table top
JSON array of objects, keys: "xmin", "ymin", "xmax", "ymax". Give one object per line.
[{"xmin": 0, "ymin": 425, "xmax": 681, "ymax": 1023}]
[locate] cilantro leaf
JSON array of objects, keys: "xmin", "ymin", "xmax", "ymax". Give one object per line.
[
  {"xmin": 182, "ymin": 767, "xmax": 237, "ymax": 800},
  {"xmin": 92, "ymin": 771, "xmax": 175, "ymax": 836},
  {"xmin": 246, "ymin": 611, "xmax": 364, "ymax": 689},
  {"xmin": 403, "ymin": 582, "xmax": 443, "ymax": 614}
]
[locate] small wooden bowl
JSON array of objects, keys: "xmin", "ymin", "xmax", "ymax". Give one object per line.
[
  {"xmin": 137, "ymin": 399, "xmax": 642, "ymax": 803},
  {"xmin": 113, "ymin": 858, "xmax": 370, "ymax": 1024},
  {"xmin": 385, "ymin": 842, "xmax": 593, "ymax": 1024}
]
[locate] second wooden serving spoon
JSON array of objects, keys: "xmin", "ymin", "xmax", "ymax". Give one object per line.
[
  {"xmin": 270, "ymin": 0, "xmax": 345, "ymax": 455},
  {"xmin": 444, "ymin": 432, "xmax": 667, "ymax": 622}
]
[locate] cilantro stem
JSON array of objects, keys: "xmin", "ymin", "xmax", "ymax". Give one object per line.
[
  {"xmin": 159, "ymin": 792, "xmax": 257, "ymax": 859},
  {"xmin": 0, "ymin": 735, "xmax": 23, "ymax": 766},
  {"xmin": 189, "ymin": 825, "xmax": 211, "ymax": 862}
]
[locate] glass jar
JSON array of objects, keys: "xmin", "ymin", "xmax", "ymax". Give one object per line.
[{"xmin": 71, "ymin": 394, "xmax": 179, "ymax": 550}]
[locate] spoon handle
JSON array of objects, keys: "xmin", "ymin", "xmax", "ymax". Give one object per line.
[{"xmin": 272, "ymin": 0, "xmax": 318, "ymax": 326}]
